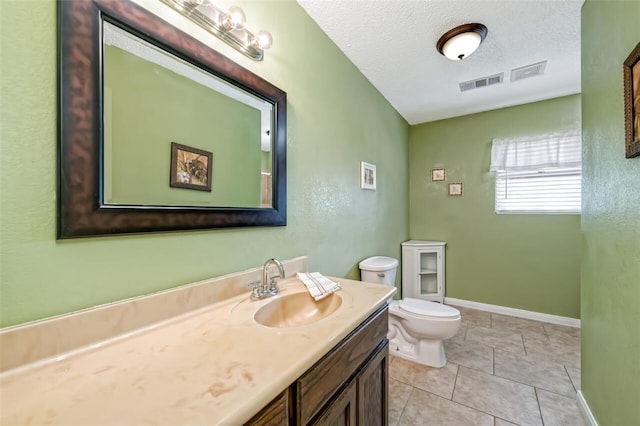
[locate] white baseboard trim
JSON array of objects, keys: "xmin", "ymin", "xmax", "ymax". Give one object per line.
[
  {"xmin": 444, "ymin": 297, "xmax": 581, "ymax": 328},
  {"xmin": 577, "ymin": 391, "xmax": 598, "ymax": 426}
]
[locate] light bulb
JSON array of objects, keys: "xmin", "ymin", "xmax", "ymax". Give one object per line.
[
  {"xmin": 254, "ymin": 31, "xmax": 273, "ymax": 50},
  {"xmin": 442, "ymin": 31, "xmax": 482, "ymax": 60},
  {"xmin": 221, "ymin": 6, "xmax": 246, "ymax": 30}
]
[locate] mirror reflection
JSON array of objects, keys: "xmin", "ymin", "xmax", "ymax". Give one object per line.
[{"xmin": 102, "ymin": 21, "xmax": 274, "ymax": 208}]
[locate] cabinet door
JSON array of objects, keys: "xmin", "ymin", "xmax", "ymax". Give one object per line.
[
  {"xmin": 310, "ymin": 380, "xmax": 357, "ymax": 426},
  {"xmin": 417, "ymin": 248, "xmax": 442, "ymax": 301},
  {"xmin": 357, "ymin": 341, "xmax": 388, "ymax": 426},
  {"xmin": 244, "ymin": 390, "xmax": 290, "ymax": 426},
  {"xmin": 401, "ymin": 246, "xmax": 419, "ymax": 299}
]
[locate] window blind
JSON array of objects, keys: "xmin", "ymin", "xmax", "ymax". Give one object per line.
[{"xmin": 491, "ymin": 131, "xmax": 582, "ymax": 214}]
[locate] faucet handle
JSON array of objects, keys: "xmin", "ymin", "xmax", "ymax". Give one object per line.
[
  {"xmin": 248, "ymin": 280, "xmax": 262, "ymax": 299},
  {"xmin": 268, "ymin": 276, "xmax": 281, "ymax": 295}
]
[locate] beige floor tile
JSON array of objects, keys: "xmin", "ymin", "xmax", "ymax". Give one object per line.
[
  {"xmin": 452, "ymin": 367, "xmax": 543, "ymax": 426},
  {"xmin": 443, "ymin": 341, "xmax": 494, "ymax": 374},
  {"xmin": 565, "ymin": 366, "xmax": 581, "ymax": 391},
  {"xmin": 448, "ymin": 323, "xmax": 467, "ymax": 346},
  {"xmin": 522, "ymin": 332, "xmax": 551, "ymax": 348},
  {"xmin": 546, "ymin": 327, "xmax": 581, "ymax": 348},
  {"xmin": 536, "ymin": 388, "xmax": 587, "ymax": 426},
  {"xmin": 491, "ymin": 314, "xmax": 546, "ymax": 334},
  {"xmin": 390, "ymin": 357, "xmax": 459, "ymax": 399},
  {"xmin": 455, "ymin": 306, "xmax": 492, "ymax": 328},
  {"xmin": 389, "ymin": 379, "xmax": 413, "ymax": 426},
  {"xmin": 398, "ymin": 389, "xmax": 493, "ymax": 426},
  {"xmin": 494, "ymin": 418, "xmax": 518, "ymax": 425},
  {"xmin": 523, "ymin": 332, "xmax": 580, "ymax": 368},
  {"xmin": 494, "ymin": 349, "xmax": 576, "ymax": 397},
  {"xmin": 398, "ymin": 387, "xmax": 493, "ymax": 426},
  {"xmin": 521, "ymin": 329, "xmax": 550, "ymax": 343},
  {"xmin": 465, "ymin": 326, "xmax": 526, "ymax": 355},
  {"xmin": 543, "ymin": 322, "xmax": 581, "ymax": 339}
]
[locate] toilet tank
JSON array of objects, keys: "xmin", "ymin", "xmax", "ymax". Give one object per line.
[{"xmin": 359, "ymin": 256, "xmax": 398, "ymax": 286}]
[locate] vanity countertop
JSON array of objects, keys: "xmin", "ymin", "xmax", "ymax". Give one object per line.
[{"xmin": 0, "ymin": 277, "xmax": 395, "ymax": 425}]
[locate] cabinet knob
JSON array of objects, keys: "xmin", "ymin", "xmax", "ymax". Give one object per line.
[{"xmin": 377, "ymin": 273, "xmax": 386, "ymax": 278}]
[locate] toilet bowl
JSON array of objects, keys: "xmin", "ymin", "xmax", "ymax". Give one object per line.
[
  {"xmin": 387, "ymin": 298, "xmax": 461, "ymax": 367},
  {"xmin": 359, "ymin": 256, "xmax": 461, "ymax": 368}
]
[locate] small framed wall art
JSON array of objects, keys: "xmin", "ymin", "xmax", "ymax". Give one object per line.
[
  {"xmin": 431, "ymin": 168, "xmax": 446, "ymax": 181},
  {"xmin": 170, "ymin": 142, "xmax": 213, "ymax": 192},
  {"xmin": 623, "ymin": 41, "xmax": 640, "ymax": 158},
  {"xmin": 360, "ymin": 161, "xmax": 377, "ymax": 190},
  {"xmin": 448, "ymin": 182, "xmax": 463, "ymax": 196}
]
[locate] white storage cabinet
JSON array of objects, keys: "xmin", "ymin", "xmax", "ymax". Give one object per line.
[{"xmin": 401, "ymin": 240, "xmax": 446, "ymax": 303}]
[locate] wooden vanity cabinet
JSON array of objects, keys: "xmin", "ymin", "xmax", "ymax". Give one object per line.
[
  {"xmin": 246, "ymin": 305, "xmax": 388, "ymax": 426},
  {"xmin": 312, "ymin": 340, "xmax": 388, "ymax": 426},
  {"xmin": 310, "ymin": 380, "xmax": 357, "ymax": 425},
  {"xmin": 245, "ymin": 390, "xmax": 291, "ymax": 426},
  {"xmin": 298, "ymin": 305, "xmax": 388, "ymax": 425},
  {"xmin": 356, "ymin": 341, "xmax": 388, "ymax": 425}
]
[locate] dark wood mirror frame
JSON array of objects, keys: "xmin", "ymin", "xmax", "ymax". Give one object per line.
[
  {"xmin": 58, "ymin": 0, "xmax": 286, "ymax": 238},
  {"xmin": 623, "ymin": 41, "xmax": 640, "ymax": 159}
]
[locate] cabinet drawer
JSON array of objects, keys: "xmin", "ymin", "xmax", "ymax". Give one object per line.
[{"xmin": 296, "ymin": 306, "xmax": 388, "ymax": 424}]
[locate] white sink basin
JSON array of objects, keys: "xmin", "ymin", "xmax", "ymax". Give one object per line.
[{"xmin": 254, "ymin": 291, "xmax": 342, "ymax": 328}]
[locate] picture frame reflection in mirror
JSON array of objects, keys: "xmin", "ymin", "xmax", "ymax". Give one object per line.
[{"xmin": 170, "ymin": 142, "xmax": 213, "ymax": 192}]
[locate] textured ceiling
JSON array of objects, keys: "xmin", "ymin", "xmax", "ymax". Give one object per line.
[{"xmin": 297, "ymin": 0, "xmax": 583, "ymax": 125}]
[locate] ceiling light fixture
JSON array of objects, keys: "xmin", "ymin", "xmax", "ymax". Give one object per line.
[
  {"xmin": 161, "ymin": 0, "xmax": 273, "ymax": 61},
  {"xmin": 436, "ymin": 23, "xmax": 488, "ymax": 61}
]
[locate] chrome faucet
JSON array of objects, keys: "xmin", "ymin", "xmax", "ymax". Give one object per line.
[{"xmin": 249, "ymin": 258, "xmax": 285, "ymax": 300}]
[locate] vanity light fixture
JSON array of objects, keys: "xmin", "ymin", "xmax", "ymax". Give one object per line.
[
  {"xmin": 161, "ymin": 0, "xmax": 273, "ymax": 60},
  {"xmin": 436, "ymin": 23, "xmax": 487, "ymax": 61}
]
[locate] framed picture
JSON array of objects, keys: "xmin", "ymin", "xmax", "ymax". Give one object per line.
[
  {"xmin": 448, "ymin": 182, "xmax": 463, "ymax": 196},
  {"xmin": 431, "ymin": 168, "xmax": 446, "ymax": 181},
  {"xmin": 360, "ymin": 162, "xmax": 376, "ymax": 190},
  {"xmin": 624, "ymin": 41, "xmax": 640, "ymax": 158},
  {"xmin": 170, "ymin": 142, "xmax": 213, "ymax": 191}
]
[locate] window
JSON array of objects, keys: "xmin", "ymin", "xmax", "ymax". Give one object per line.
[{"xmin": 490, "ymin": 131, "xmax": 581, "ymax": 214}]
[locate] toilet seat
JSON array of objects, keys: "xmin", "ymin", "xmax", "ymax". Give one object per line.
[{"xmin": 397, "ymin": 298, "xmax": 460, "ymax": 319}]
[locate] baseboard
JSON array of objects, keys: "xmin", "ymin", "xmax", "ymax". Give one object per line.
[
  {"xmin": 577, "ymin": 391, "xmax": 598, "ymax": 426},
  {"xmin": 444, "ymin": 297, "xmax": 580, "ymax": 328}
]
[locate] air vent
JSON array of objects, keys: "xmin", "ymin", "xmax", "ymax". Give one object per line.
[
  {"xmin": 511, "ymin": 61, "xmax": 547, "ymax": 82},
  {"xmin": 459, "ymin": 73, "xmax": 504, "ymax": 92}
]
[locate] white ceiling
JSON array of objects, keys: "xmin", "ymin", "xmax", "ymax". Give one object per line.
[{"xmin": 297, "ymin": 0, "xmax": 583, "ymax": 125}]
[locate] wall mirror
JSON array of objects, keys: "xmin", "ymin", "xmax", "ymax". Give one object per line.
[{"xmin": 58, "ymin": 0, "xmax": 287, "ymax": 238}]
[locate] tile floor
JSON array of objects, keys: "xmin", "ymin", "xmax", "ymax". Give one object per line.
[{"xmin": 389, "ymin": 306, "xmax": 586, "ymax": 426}]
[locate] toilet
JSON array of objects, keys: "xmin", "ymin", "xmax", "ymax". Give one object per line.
[{"xmin": 359, "ymin": 256, "xmax": 461, "ymax": 368}]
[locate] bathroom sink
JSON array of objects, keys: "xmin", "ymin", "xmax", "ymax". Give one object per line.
[{"xmin": 254, "ymin": 291, "xmax": 342, "ymax": 328}]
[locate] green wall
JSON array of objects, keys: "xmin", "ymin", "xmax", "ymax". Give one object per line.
[
  {"xmin": 409, "ymin": 95, "xmax": 581, "ymax": 318},
  {"xmin": 104, "ymin": 44, "xmax": 262, "ymax": 207},
  {"xmin": 0, "ymin": 0, "xmax": 409, "ymax": 327},
  {"xmin": 581, "ymin": 1, "xmax": 640, "ymax": 424}
]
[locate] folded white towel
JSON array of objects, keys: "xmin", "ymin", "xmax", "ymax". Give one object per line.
[{"xmin": 297, "ymin": 272, "xmax": 341, "ymax": 301}]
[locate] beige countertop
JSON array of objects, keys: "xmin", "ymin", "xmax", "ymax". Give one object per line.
[{"xmin": 0, "ymin": 276, "xmax": 395, "ymax": 425}]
